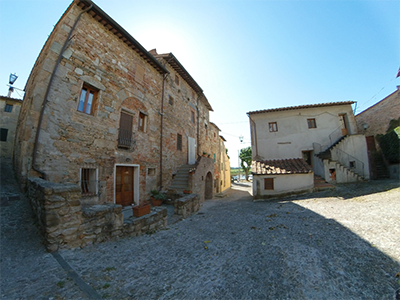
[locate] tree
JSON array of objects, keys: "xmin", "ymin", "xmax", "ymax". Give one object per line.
[{"xmin": 239, "ymin": 146, "xmax": 252, "ymax": 181}]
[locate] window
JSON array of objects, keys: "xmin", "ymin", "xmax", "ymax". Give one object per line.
[
  {"xmin": 0, "ymin": 128, "xmax": 8, "ymax": 142},
  {"xmin": 78, "ymin": 84, "xmax": 97, "ymax": 115},
  {"xmin": 177, "ymin": 134, "xmax": 182, "ymax": 151},
  {"xmin": 118, "ymin": 111, "xmax": 133, "ymax": 148},
  {"xmin": 269, "ymin": 122, "xmax": 278, "ymax": 132},
  {"xmin": 80, "ymin": 168, "xmax": 97, "ymax": 196},
  {"xmin": 264, "ymin": 178, "xmax": 274, "ymax": 190},
  {"xmin": 4, "ymin": 104, "xmax": 13, "ymax": 113},
  {"xmin": 307, "ymin": 118, "xmax": 317, "ymax": 129},
  {"xmin": 175, "ymin": 75, "xmax": 179, "ymax": 85},
  {"xmin": 205, "ymin": 124, "xmax": 208, "ymax": 140},
  {"xmin": 169, "ymin": 95, "xmax": 174, "ymax": 105},
  {"xmin": 349, "ymin": 161, "xmax": 355, "ymax": 168},
  {"xmin": 148, "ymin": 168, "xmax": 156, "ymax": 176},
  {"xmin": 191, "ymin": 111, "xmax": 195, "ymax": 123},
  {"xmin": 138, "ymin": 112, "xmax": 147, "ymax": 132}
]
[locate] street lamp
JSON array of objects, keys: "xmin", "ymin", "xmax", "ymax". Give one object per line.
[{"xmin": 7, "ymin": 73, "xmax": 18, "ymax": 97}]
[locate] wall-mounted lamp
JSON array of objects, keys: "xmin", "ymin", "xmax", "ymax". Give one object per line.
[
  {"xmin": 7, "ymin": 73, "xmax": 18, "ymax": 97},
  {"xmin": 362, "ymin": 123, "xmax": 368, "ymax": 131},
  {"xmin": 239, "ymin": 135, "xmax": 244, "ymax": 143}
]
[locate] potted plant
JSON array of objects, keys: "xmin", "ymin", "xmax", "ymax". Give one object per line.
[
  {"xmin": 132, "ymin": 202, "xmax": 151, "ymax": 217},
  {"xmin": 151, "ymin": 192, "xmax": 166, "ymax": 206},
  {"xmin": 183, "ymin": 190, "xmax": 192, "ymax": 194},
  {"xmin": 202, "ymin": 151, "xmax": 207, "ymax": 157}
]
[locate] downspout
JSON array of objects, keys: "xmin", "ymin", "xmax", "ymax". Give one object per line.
[
  {"xmin": 247, "ymin": 113, "xmax": 258, "ymax": 157},
  {"xmin": 159, "ymin": 73, "xmax": 167, "ymax": 189},
  {"xmin": 31, "ymin": 3, "xmax": 93, "ymax": 179},
  {"xmin": 196, "ymin": 94, "xmax": 201, "ymax": 157},
  {"xmin": 159, "ymin": 55, "xmax": 172, "ymax": 190}
]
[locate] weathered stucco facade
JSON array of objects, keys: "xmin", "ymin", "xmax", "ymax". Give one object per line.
[
  {"xmin": 13, "ymin": 0, "xmax": 229, "ymax": 244},
  {"xmin": 248, "ymin": 102, "xmax": 370, "ymax": 198},
  {"xmin": 0, "ymin": 96, "xmax": 22, "ymax": 159}
]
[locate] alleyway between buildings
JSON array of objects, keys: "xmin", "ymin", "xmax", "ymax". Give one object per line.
[{"xmin": 1, "ymin": 160, "xmax": 399, "ymax": 299}]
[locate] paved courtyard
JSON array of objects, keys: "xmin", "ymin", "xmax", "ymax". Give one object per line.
[{"xmin": 1, "ymin": 161, "xmax": 400, "ymax": 299}]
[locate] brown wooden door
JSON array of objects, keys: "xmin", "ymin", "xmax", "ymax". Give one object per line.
[
  {"xmin": 116, "ymin": 166, "xmax": 134, "ymax": 207},
  {"xmin": 339, "ymin": 114, "xmax": 348, "ymax": 136}
]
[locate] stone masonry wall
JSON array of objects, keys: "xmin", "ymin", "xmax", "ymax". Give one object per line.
[
  {"xmin": 27, "ymin": 177, "xmax": 167, "ymax": 251},
  {"xmin": 356, "ymin": 87, "xmax": 400, "ymax": 137},
  {"xmin": 174, "ymin": 193, "xmax": 201, "ymax": 219}
]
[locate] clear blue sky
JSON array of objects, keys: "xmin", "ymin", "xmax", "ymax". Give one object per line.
[{"xmin": 1, "ymin": 0, "xmax": 399, "ymax": 167}]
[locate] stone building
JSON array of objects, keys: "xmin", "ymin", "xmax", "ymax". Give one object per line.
[
  {"xmin": 14, "ymin": 0, "xmax": 228, "ymax": 208},
  {"xmin": 0, "ymin": 96, "xmax": 22, "ymax": 159},
  {"xmin": 355, "ymin": 86, "xmax": 400, "ymax": 179}
]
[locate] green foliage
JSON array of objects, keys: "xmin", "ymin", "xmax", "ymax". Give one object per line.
[
  {"xmin": 226, "ymin": 148, "xmax": 230, "ymax": 159},
  {"xmin": 377, "ymin": 126, "xmax": 400, "ymax": 164},
  {"xmin": 386, "ymin": 117, "xmax": 400, "ymax": 133},
  {"xmin": 150, "ymin": 189, "xmax": 159, "ymax": 196},
  {"xmin": 154, "ymin": 193, "xmax": 166, "ymax": 200},
  {"xmin": 57, "ymin": 281, "xmax": 65, "ymax": 288},
  {"xmin": 239, "ymin": 146, "xmax": 252, "ymax": 180}
]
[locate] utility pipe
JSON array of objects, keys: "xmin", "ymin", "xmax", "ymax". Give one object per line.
[{"xmin": 32, "ymin": 3, "xmax": 93, "ymax": 179}]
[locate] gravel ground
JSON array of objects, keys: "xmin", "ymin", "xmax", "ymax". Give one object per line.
[{"xmin": 1, "ymin": 159, "xmax": 399, "ymax": 299}]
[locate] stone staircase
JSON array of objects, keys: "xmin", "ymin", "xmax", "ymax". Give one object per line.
[
  {"xmin": 313, "ymin": 175, "xmax": 335, "ymax": 191},
  {"xmin": 332, "ymin": 161, "xmax": 365, "ymax": 182},
  {"xmin": 168, "ymin": 164, "xmax": 195, "ymax": 193},
  {"xmin": 372, "ymin": 153, "xmax": 390, "ymax": 179},
  {"xmin": 316, "ymin": 135, "xmax": 347, "ymax": 160}
]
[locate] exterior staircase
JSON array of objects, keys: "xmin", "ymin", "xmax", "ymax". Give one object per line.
[
  {"xmin": 168, "ymin": 164, "xmax": 195, "ymax": 193},
  {"xmin": 316, "ymin": 135, "xmax": 346, "ymax": 160},
  {"xmin": 372, "ymin": 153, "xmax": 390, "ymax": 179},
  {"xmin": 313, "ymin": 175, "xmax": 335, "ymax": 191}
]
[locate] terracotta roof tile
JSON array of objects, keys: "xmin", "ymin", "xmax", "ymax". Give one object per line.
[
  {"xmin": 247, "ymin": 101, "xmax": 355, "ymax": 115},
  {"xmin": 252, "ymin": 158, "xmax": 313, "ymax": 175}
]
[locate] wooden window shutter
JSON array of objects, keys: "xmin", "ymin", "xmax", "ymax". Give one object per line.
[
  {"xmin": 264, "ymin": 178, "xmax": 274, "ymax": 190},
  {"xmin": 118, "ymin": 112, "xmax": 133, "ymax": 148}
]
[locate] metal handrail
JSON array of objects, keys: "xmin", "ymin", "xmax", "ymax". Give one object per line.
[
  {"xmin": 328, "ymin": 126, "xmax": 344, "ymax": 146},
  {"xmin": 331, "ymin": 147, "xmax": 364, "ymax": 178}
]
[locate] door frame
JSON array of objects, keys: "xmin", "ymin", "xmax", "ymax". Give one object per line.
[{"xmin": 114, "ymin": 164, "xmax": 140, "ymax": 206}]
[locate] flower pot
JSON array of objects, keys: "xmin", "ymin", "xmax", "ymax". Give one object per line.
[
  {"xmin": 132, "ymin": 204, "xmax": 151, "ymax": 217},
  {"xmin": 151, "ymin": 197, "xmax": 163, "ymax": 206},
  {"xmin": 183, "ymin": 190, "xmax": 192, "ymax": 194}
]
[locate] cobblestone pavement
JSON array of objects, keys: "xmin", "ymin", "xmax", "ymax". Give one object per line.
[{"xmin": 1, "ymin": 160, "xmax": 400, "ymax": 299}]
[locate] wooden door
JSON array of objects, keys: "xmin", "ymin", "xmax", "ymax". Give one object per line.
[
  {"xmin": 339, "ymin": 114, "xmax": 348, "ymax": 136},
  {"xmin": 116, "ymin": 166, "xmax": 134, "ymax": 207}
]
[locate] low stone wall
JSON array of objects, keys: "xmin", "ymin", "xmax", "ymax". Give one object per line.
[
  {"xmin": 27, "ymin": 177, "xmax": 167, "ymax": 251},
  {"xmin": 174, "ymin": 193, "xmax": 201, "ymax": 219}
]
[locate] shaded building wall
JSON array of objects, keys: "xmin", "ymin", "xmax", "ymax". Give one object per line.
[{"xmin": 0, "ymin": 97, "xmax": 22, "ymax": 159}]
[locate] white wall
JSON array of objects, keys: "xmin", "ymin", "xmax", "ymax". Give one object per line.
[
  {"xmin": 253, "ymin": 173, "xmax": 314, "ymax": 198},
  {"xmin": 331, "ymin": 134, "xmax": 370, "ymax": 180},
  {"xmin": 250, "ymin": 104, "xmax": 357, "ymax": 160}
]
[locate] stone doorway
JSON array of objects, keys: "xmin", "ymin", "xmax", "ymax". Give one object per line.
[
  {"xmin": 115, "ymin": 164, "xmax": 140, "ymax": 207},
  {"xmin": 205, "ymin": 172, "xmax": 213, "ymax": 200}
]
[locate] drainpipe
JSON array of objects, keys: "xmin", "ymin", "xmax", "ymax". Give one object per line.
[
  {"xmin": 159, "ymin": 73, "xmax": 167, "ymax": 189},
  {"xmin": 31, "ymin": 3, "xmax": 93, "ymax": 179},
  {"xmin": 247, "ymin": 113, "xmax": 258, "ymax": 157},
  {"xmin": 196, "ymin": 94, "xmax": 201, "ymax": 157}
]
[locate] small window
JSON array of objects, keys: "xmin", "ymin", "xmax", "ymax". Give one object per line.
[
  {"xmin": 349, "ymin": 161, "xmax": 355, "ymax": 168},
  {"xmin": 118, "ymin": 111, "xmax": 133, "ymax": 148},
  {"xmin": 213, "ymin": 153, "xmax": 216, "ymax": 162},
  {"xmin": 269, "ymin": 122, "xmax": 278, "ymax": 132},
  {"xmin": 205, "ymin": 124, "xmax": 208, "ymax": 140},
  {"xmin": 4, "ymin": 104, "xmax": 13, "ymax": 113},
  {"xmin": 0, "ymin": 128, "xmax": 8, "ymax": 142},
  {"xmin": 191, "ymin": 111, "xmax": 195, "ymax": 123},
  {"xmin": 177, "ymin": 134, "xmax": 182, "ymax": 151},
  {"xmin": 80, "ymin": 168, "xmax": 97, "ymax": 196},
  {"xmin": 175, "ymin": 75, "xmax": 179, "ymax": 85},
  {"xmin": 169, "ymin": 95, "xmax": 174, "ymax": 105},
  {"xmin": 264, "ymin": 178, "xmax": 274, "ymax": 190},
  {"xmin": 138, "ymin": 112, "xmax": 147, "ymax": 132},
  {"xmin": 148, "ymin": 168, "xmax": 156, "ymax": 176},
  {"xmin": 78, "ymin": 84, "xmax": 97, "ymax": 115},
  {"xmin": 307, "ymin": 118, "xmax": 317, "ymax": 129}
]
